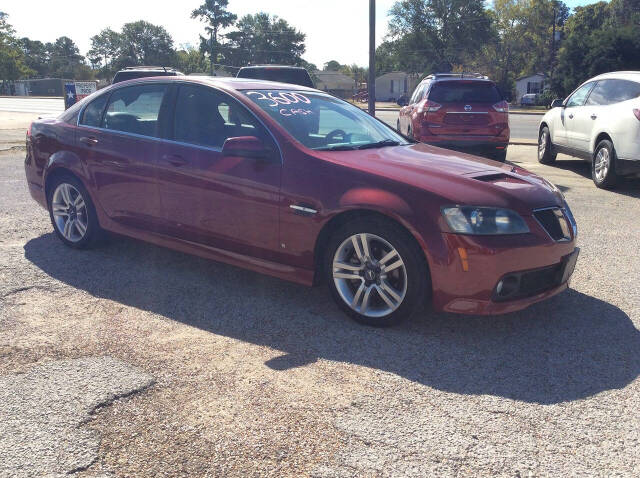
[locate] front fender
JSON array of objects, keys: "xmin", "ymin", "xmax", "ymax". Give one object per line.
[{"xmin": 339, "ymin": 187, "xmax": 412, "ymax": 215}]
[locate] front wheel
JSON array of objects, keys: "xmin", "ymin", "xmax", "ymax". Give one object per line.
[
  {"xmin": 325, "ymin": 218, "xmax": 428, "ymax": 327},
  {"xmin": 592, "ymin": 139, "xmax": 618, "ymax": 189},
  {"xmin": 538, "ymin": 126, "xmax": 557, "ymax": 164}
]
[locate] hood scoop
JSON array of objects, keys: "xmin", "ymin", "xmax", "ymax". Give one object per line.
[{"xmin": 470, "ymin": 172, "xmax": 530, "ymax": 187}]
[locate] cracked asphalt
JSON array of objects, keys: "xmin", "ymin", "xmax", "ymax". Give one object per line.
[
  {"xmin": 1, "ymin": 126, "xmax": 639, "ymax": 476},
  {"xmin": 0, "ymin": 357, "xmax": 153, "ymax": 477}
]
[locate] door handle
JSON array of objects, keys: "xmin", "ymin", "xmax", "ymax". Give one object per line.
[
  {"xmin": 568, "ymin": 114, "xmax": 574, "ymax": 119},
  {"xmin": 162, "ymin": 154, "xmax": 187, "ymax": 167},
  {"xmin": 79, "ymin": 136, "xmax": 98, "ymax": 146},
  {"xmin": 590, "ymin": 114, "xmax": 597, "ymax": 120}
]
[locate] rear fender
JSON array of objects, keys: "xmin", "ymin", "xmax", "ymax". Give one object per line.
[{"xmin": 44, "ymin": 150, "xmax": 92, "ymax": 198}]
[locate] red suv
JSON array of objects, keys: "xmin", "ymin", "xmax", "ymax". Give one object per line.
[{"xmin": 398, "ymin": 73, "xmax": 510, "ymax": 161}]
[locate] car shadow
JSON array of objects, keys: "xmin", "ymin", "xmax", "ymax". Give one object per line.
[
  {"xmin": 24, "ymin": 233, "xmax": 640, "ymax": 405},
  {"xmin": 551, "ymin": 159, "xmax": 640, "ymax": 198}
]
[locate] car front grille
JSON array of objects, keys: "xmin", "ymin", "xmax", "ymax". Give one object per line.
[{"xmin": 533, "ymin": 208, "xmax": 571, "ymax": 241}]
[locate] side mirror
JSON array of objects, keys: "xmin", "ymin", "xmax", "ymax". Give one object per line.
[
  {"xmin": 551, "ymin": 99, "xmax": 564, "ymax": 108},
  {"xmin": 222, "ymin": 136, "xmax": 272, "ymax": 160}
]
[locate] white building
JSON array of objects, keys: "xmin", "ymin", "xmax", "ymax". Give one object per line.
[
  {"xmin": 375, "ymin": 72, "xmax": 420, "ymax": 102},
  {"xmin": 515, "ymin": 73, "xmax": 547, "ymax": 104},
  {"xmin": 314, "ymin": 72, "xmax": 356, "ymax": 99}
]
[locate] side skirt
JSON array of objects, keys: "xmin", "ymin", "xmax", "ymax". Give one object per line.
[{"xmin": 100, "ymin": 218, "xmax": 315, "ymax": 287}]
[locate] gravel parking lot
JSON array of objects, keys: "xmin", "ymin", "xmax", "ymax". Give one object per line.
[{"xmin": 1, "ymin": 136, "xmax": 639, "ymax": 476}]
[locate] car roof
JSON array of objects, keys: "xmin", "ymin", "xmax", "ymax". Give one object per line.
[
  {"xmin": 422, "ymin": 73, "xmax": 491, "ymax": 83},
  {"xmin": 107, "ymin": 75, "xmax": 318, "ymax": 93},
  {"xmin": 238, "ymin": 65, "xmax": 307, "ymax": 70},
  {"xmin": 587, "ymin": 71, "xmax": 640, "ymax": 83}
]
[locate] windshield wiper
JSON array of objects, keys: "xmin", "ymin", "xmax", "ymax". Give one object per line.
[
  {"xmin": 357, "ymin": 139, "xmax": 401, "ymax": 150},
  {"xmin": 316, "ymin": 145, "xmax": 358, "ymax": 151}
]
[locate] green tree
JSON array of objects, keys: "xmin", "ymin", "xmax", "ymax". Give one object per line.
[
  {"xmin": 225, "ymin": 13, "xmax": 306, "ymax": 67},
  {"xmin": 555, "ymin": 0, "xmax": 640, "ymax": 95},
  {"xmin": 88, "ymin": 28, "xmax": 121, "ymax": 71},
  {"xmin": 323, "ymin": 60, "xmax": 343, "ymax": 71},
  {"xmin": 191, "ymin": 0, "xmax": 236, "ymax": 74},
  {"xmin": 19, "ymin": 38, "xmax": 49, "ymax": 77},
  {"xmin": 386, "ymin": 0, "xmax": 493, "ymax": 74},
  {"xmin": 47, "ymin": 36, "xmax": 88, "ymax": 78},
  {"xmin": 175, "ymin": 45, "xmax": 209, "ymax": 74},
  {"xmin": 117, "ymin": 21, "xmax": 175, "ymax": 67},
  {"xmin": 0, "ymin": 12, "xmax": 32, "ymax": 88}
]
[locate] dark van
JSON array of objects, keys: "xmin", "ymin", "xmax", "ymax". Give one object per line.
[
  {"xmin": 112, "ymin": 67, "xmax": 184, "ymax": 84},
  {"xmin": 236, "ymin": 65, "xmax": 314, "ymax": 88}
]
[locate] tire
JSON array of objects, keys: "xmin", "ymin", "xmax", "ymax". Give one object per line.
[
  {"xmin": 491, "ymin": 149, "xmax": 507, "ymax": 162},
  {"xmin": 47, "ymin": 173, "xmax": 101, "ymax": 248},
  {"xmin": 538, "ymin": 126, "xmax": 557, "ymax": 165},
  {"xmin": 592, "ymin": 139, "xmax": 618, "ymax": 189},
  {"xmin": 324, "ymin": 217, "xmax": 428, "ymax": 327}
]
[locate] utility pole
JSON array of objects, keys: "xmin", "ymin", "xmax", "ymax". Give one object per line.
[
  {"xmin": 550, "ymin": 3, "xmax": 557, "ymax": 82},
  {"xmin": 210, "ymin": 31, "xmax": 215, "ymax": 76},
  {"xmin": 368, "ymin": 0, "xmax": 376, "ymax": 116}
]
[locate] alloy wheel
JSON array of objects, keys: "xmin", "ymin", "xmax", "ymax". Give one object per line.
[
  {"xmin": 594, "ymin": 147, "xmax": 610, "ymax": 182},
  {"xmin": 332, "ymin": 233, "xmax": 408, "ymax": 318},
  {"xmin": 538, "ymin": 130, "xmax": 547, "ymax": 160},
  {"xmin": 51, "ymin": 183, "xmax": 88, "ymax": 242}
]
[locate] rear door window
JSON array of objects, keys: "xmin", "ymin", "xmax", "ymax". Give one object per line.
[
  {"xmin": 586, "ymin": 79, "xmax": 640, "ymax": 105},
  {"xmin": 103, "ymin": 84, "xmax": 168, "ymax": 138},
  {"xmin": 429, "ymin": 81, "xmax": 502, "ymax": 103}
]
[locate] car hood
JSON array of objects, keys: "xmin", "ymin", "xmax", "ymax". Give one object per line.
[{"xmin": 316, "ymin": 143, "xmax": 564, "ymax": 215}]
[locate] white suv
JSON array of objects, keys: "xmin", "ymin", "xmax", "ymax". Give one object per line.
[{"xmin": 538, "ymin": 71, "xmax": 640, "ymax": 188}]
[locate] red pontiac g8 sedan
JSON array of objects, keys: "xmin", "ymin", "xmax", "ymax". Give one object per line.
[{"xmin": 24, "ymin": 77, "xmax": 578, "ymax": 326}]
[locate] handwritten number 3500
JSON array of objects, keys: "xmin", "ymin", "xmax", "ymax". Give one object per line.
[{"xmin": 246, "ymin": 91, "xmax": 311, "ymax": 107}]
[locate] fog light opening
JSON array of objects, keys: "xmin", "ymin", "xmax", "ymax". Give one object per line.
[{"xmin": 496, "ymin": 275, "xmax": 520, "ymax": 298}]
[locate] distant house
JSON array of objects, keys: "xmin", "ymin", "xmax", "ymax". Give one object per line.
[
  {"xmin": 375, "ymin": 72, "xmax": 420, "ymax": 102},
  {"xmin": 314, "ymin": 71, "xmax": 356, "ymax": 99},
  {"xmin": 515, "ymin": 73, "xmax": 547, "ymax": 104}
]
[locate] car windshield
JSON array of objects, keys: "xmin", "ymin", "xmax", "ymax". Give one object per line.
[
  {"xmin": 242, "ymin": 89, "xmax": 408, "ymax": 151},
  {"xmin": 429, "ymin": 81, "xmax": 502, "ymax": 103}
]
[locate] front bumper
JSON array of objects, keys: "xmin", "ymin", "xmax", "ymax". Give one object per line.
[{"xmin": 429, "ymin": 230, "xmax": 578, "ymax": 316}]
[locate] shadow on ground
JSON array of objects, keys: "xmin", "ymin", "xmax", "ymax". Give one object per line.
[
  {"xmin": 551, "ymin": 159, "xmax": 640, "ymax": 198},
  {"xmin": 24, "ymin": 233, "xmax": 640, "ymax": 405}
]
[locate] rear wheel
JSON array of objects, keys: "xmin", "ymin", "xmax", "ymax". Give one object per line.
[
  {"xmin": 325, "ymin": 218, "xmax": 428, "ymax": 327},
  {"xmin": 592, "ymin": 139, "xmax": 618, "ymax": 189},
  {"xmin": 538, "ymin": 126, "xmax": 557, "ymax": 165},
  {"xmin": 47, "ymin": 174, "xmax": 100, "ymax": 248}
]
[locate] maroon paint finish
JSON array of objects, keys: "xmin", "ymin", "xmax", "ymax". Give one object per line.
[{"xmin": 24, "ymin": 76, "xmax": 576, "ymax": 315}]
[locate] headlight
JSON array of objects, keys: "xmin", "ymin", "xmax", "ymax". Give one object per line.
[
  {"xmin": 442, "ymin": 206, "xmax": 530, "ymax": 235},
  {"xmin": 562, "ymin": 200, "xmax": 578, "ymax": 237}
]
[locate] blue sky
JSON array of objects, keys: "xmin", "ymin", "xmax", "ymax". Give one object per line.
[{"xmin": 6, "ymin": 0, "xmax": 606, "ymax": 68}]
